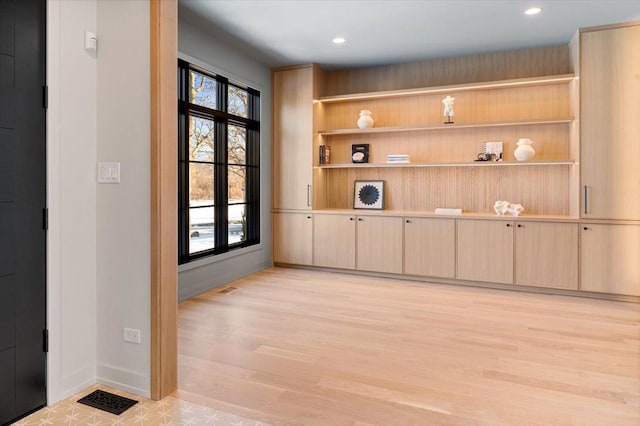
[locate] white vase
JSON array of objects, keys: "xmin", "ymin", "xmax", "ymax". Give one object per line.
[
  {"xmin": 357, "ymin": 110, "xmax": 374, "ymax": 129},
  {"xmin": 514, "ymin": 138, "xmax": 535, "ymax": 161}
]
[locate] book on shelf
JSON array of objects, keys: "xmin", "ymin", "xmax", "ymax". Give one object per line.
[
  {"xmin": 319, "ymin": 145, "xmax": 331, "ymax": 164},
  {"xmin": 386, "ymin": 154, "xmax": 410, "ymax": 164}
]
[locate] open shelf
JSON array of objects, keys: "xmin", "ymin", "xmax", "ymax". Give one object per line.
[
  {"xmin": 318, "ymin": 74, "xmax": 575, "ymax": 103},
  {"xmin": 317, "ymin": 117, "xmax": 574, "ymax": 136},
  {"xmin": 315, "ymin": 160, "xmax": 576, "ymax": 169}
]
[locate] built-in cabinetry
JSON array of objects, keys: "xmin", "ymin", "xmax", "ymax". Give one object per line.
[
  {"xmin": 514, "ymin": 221, "xmax": 578, "ymax": 290},
  {"xmin": 272, "ymin": 22, "xmax": 640, "ymax": 300},
  {"xmin": 580, "ymin": 23, "xmax": 640, "ymax": 220},
  {"xmin": 313, "ymin": 213, "xmax": 355, "ymax": 269},
  {"xmin": 580, "ymin": 224, "xmax": 640, "ymax": 296},
  {"xmin": 273, "ymin": 212, "xmax": 312, "ymax": 265},
  {"xmin": 403, "ymin": 217, "xmax": 455, "ymax": 279},
  {"xmin": 457, "ymin": 219, "xmax": 514, "ymax": 284}
]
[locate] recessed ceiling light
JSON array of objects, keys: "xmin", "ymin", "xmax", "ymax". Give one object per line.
[
  {"xmin": 524, "ymin": 7, "xmax": 543, "ymax": 15},
  {"xmin": 332, "ymin": 37, "xmax": 346, "ymax": 44}
]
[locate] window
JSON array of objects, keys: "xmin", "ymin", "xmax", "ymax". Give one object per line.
[{"xmin": 178, "ymin": 59, "xmax": 260, "ymax": 263}]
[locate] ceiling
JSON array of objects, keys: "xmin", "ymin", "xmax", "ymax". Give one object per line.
[{"xmin": 179, "ymin": 0, "xmax": 640, "ymax": 70}]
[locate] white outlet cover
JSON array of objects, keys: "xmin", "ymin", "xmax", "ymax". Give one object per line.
[
  {"xmin": 98, "ymin": 162, "xmax": 120, "ymax": 184},
  {"xmin": 123, "ymin": 327, "xmax": 141, "ymax": 344}
]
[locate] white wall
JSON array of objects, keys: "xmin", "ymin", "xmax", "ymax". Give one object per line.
[
  {"xmin": 177, "ymin": 17, "xmax": 273, "ymax": 301},
  {"xmin": 47, "ymin": 0, "xmax": 151, "ymax": 402},
  {"xmin": 47, "ymin": 0, "xmax": 98, "ymax": 402},
  {"xmin": 95, "ymin": 0, "xmax": 150, "ymax": 397}
]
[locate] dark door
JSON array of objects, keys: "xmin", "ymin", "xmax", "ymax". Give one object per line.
[{"xmin": 0, "ymin": 0, "xmax": 47, "ymax": 424}]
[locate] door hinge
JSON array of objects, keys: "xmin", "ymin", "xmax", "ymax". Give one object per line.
[
  {"xmin": 43, "ymin": 85, "xmax": 48, "ymax": 109},
  {"xmin": 43, "ymin": 329, "xmax": 48, "ymax": 353},
  {"xmin": 43, "ymin": 208, "xmax": 48, "ymax": 230}
]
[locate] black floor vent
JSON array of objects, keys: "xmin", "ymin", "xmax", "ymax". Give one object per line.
[{"xmin": 77, "ymin": 389, "xmax": 138, "ymax": 415}]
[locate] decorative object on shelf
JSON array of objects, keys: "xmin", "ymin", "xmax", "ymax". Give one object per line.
[
  {"xmin": 387, "ymin": 154, "xmax": 410, "ymax": 164},
  {"xmin": 475, "ymin": 152, "xmax": 495, "ymax": 161},
  {"xmin": 514, "ymin": 138, "xmax": 536, "ymax": 161},
  {"xmin": 434, "ymin": 208, "xmax": 462, "ymax": 215},
  {"xmin": 483, "ymin": 141, "xmax": 503, "ymax": 161},
  {"xmin": 354, "ymin": 180, "xmax": 384, "ymax": 209},
  {"xmin": 351, "ymin": 144, "xmax": 370, "ymax": 163},
  {"xmin": 357, "ymin": 110, "xmax": 375, "ymax": 129},
  {"xmin": 494, "ymin": 200, "xmax": 525, "ymax": 216},
  {"xmin": 319, "ymin": 145, "xmax": 331, "ymax": 164},
  {"xmin": 442, "ymin": 95, "xmax": 455, "ymax": 124}
]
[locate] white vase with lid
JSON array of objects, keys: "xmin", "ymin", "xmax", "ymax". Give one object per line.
[
  {"xmin": 357, "ymin": 110, "xmax": 374, "ymax": 129},
  {"xmin": 514, "ymin": 138, "xmax": 535, "ymax": 161}
]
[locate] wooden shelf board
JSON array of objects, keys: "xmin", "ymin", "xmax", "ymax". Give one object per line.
[
  {"xmin": 317, "ymin": 117, "xmax": 574, "ymax": 136},
  {"xmin": 318, "ymin": 74, "xmax": 575, "ymax": 103},
  {"xmin": 316, "ymin": 160, "xmax": 576, "ymax": 169}
]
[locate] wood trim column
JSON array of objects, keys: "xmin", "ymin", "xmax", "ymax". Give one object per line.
[{"xmin": 150, "ymin": 0, "xmax": 178, "ymax": 400}]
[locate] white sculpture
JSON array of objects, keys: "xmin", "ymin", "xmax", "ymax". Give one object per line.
[
  {"xmin": 442, "ymin": 95, "xmax": 455, "ymax": 123},
  {"xmin": 507, "ymin": 204, "xmax": 524, "ymax": 217},
  {"xmin": 494, "ymin": 200, "xmax": 525, "ymax": 217},
  {"xmin": 494, "ymin": 200, "xmax": 510, "ymax": 215}
]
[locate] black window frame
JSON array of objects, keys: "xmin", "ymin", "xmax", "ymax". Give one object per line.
[{"xmin": 178, "ymin": 59, "xmax": 260, "ymax": 264}]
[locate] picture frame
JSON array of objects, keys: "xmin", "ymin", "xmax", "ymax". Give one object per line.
[
  {"xmin": 354, "ymin": 180, "xmax": 384, "ymax": 209},
  {"xmin": 351, "ymin": 144, "xmax": 369, "ymax": 163}
]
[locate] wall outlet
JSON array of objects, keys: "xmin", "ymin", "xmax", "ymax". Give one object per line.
[{"xmin": 123, "ymin": 328, "xmax": 141, "ymax": 344}]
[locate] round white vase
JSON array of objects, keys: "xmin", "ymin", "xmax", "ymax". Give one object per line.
[
  {"xmin": 357, "ymin": 110, "xmax": 374, "ymax": 129},
  {"xmin": 514, "ymin": 138, "xmax": 535, "ymax": 161}
]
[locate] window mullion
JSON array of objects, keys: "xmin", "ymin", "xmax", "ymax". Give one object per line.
[{"xmin": 215, "ymin": 119, "xmax": 228, "ymax": 251}]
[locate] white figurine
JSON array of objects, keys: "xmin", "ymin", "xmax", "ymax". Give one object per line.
[{"xmin": 442, "ymin": 96, "xmax": 455, "ymax": 123}]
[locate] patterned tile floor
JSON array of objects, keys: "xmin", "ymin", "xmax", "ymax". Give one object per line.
[{"xmin": 13, "ymin": 385, "xmax": 270, "ymax": 426}]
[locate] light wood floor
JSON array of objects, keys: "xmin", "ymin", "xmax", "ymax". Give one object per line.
[{"xmin": 176, "ymin": 267, "xmax": 640, "ymax": 426}]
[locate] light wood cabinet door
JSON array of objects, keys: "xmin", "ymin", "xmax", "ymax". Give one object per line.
[
  {"xmin": 515, "ymin": 222, "xmax": 578, "ymax": 289},
  {"xmin": 581, "ymin": 224, "xmax": 640, "ymax": 296},
  {"xmin": 457, "ymin": 219, "xmax": 514, "ymax": 284},
  {"xmin": 404, "ymin": 217, "xmax": 455, "ymax": 278},
  {"xmin": 313, "ymin": 214, "xmax": 356, "ymax": 269},
  {"xmin": 273, "ymin": 212, "xmax": 313, "ymax": 265},
  {"xmin": 356, "ymin": 216, "xmax": 403, "ymax": 274},
  {"xmin": 581, "ymin": 24, "xmax": 640, "ymax": 220},
  {"xmin": 272, "ymin": 66, "xmax": 313, "ymax": 210}
]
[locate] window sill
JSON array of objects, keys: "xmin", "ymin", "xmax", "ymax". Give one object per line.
[{"xmin": 178, "ymin": 244, "xmax": 264, "ymax": 273}]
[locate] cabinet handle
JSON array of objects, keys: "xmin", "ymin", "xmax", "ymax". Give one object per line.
[
  {"xmin": 517, "ymin": 224, "xmax": 522, "ymax": 228},
  {"xmin": 583, "ymin": 226, "xmax": 588, "ymax": 231},
  {"xmin": 583, "ymin": 185, "xmax": 589, "ymax": 214},
  {"xmin": 306, "ymin": 216, "xmax": 311, "ymax": 219},
  {"xmin": 406, "ymin": 219, "xmax": 411, "ymax": 223},
  {"xmin": 349, "ymin": 217, "xmax": 354, "ymax": 221},
  {"xmin": 358, "ymin": 218, "xmax": 363, "ymax": 221},
  {"xmin": 307, "ymin": 184, "xmax": 311, "ymax": 207},
  {"xmin": 506, "ymin": 223, "xmax": 511, "ymax": 227}
]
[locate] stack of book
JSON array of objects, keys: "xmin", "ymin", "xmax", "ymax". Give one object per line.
[
  {"xmin": 319, "ymin": 145, "xmax": 331, "ymax": 164},
  {"xmin": 386, "ymin": 154, "xmax": 410, "ymax": 164}
]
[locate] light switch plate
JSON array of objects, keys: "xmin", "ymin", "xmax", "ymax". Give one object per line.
[{"xmin": 98, "ymin": 162, "xmax": 120, "ymax": 183}]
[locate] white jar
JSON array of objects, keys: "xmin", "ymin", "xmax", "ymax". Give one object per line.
[
  {"xmin": 514, "ymin": 138, "xmax": 535, "ymax": 161},
  {"xmin": 357, "ymin": 110, "xmax": 374, "ymax": 129}
]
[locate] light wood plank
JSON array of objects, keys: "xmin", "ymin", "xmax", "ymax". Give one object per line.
[
  {"xmin": 150, "ymin": 0, "xmax": 178, "ymax": 400},
  {"xmin": 177, "ymin": 267, "xmax": 640, "ymax": 426},
  {"xmin": 317, "ymin": 160, "xmax": 575, "ymax": 169}
]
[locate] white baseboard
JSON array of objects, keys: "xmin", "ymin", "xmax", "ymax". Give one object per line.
[
  {"xmin": 96, "ymin": 363, "xmax": 150, "ymax": 398},
  {"xmin": 58, "ymin": 365, "xmax": 96, "ymax": 402}
]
